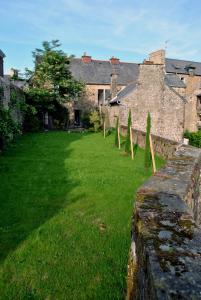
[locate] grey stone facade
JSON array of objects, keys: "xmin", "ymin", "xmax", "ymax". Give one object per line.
[{"xmin": 109, "ymin": 64, "xmax": 185, "ymax": 142}]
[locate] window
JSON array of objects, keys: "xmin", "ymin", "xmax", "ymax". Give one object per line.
[
  {"xmin": 98, "ymin": 89, "xmax": 104, "ymax": 105},
  {"xmin": 98, "ymin": 89, "xmax": 111, "ymax": 105}
]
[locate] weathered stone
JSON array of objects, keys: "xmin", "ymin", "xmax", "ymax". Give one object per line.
[
  {"xmin": 127, "ymin": 145, "xmax": 201, "ymax": 299},
  {"xmin": 158, "ymin": 230, "xmax": 172, "ymax": 240}
]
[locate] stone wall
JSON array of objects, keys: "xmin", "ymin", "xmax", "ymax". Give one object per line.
[
  {"xmin": 127, "ymin": 145, "xmax": 201, "ymax": 299},
  {"xmin": 0, "ymin": 77, "xmax": 23, "ymax": 125},
  {"xmin": 120, "ymin": 126, "xmax": 178, "ymax": 159},
  {"xmin": 108, "ymin": 64, "xmax": 185, "ymax": 143}
]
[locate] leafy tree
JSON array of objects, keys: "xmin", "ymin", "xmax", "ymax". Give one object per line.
[
  {"xmin": 125, "ymin": 109, "xmax": 132, "ymax": 153},
  {"xmin": 115, "ymin": 116, "xmax": 119, "ymax": 147},
  {"xmin": 145, "ymin": 112, "xmax": 151, "ymax": 168},
  {"xmin": 25, "ymin": 40, "xmax": 85, "ymax": 129}
]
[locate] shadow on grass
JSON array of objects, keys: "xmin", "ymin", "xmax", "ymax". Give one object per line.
[{"xmin": 0, "ymin": 131, "xmax": 83, "ymax": 263}]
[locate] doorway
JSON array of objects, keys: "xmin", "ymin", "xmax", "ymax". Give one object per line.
[{"xmin": 74, "ymin": 110, "xmax": 81, "ymax": 126}]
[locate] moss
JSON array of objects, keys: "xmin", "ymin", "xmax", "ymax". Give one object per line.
[{"xmin": 169, "ymin": 156, "xmax": 194, "ymax": 162}]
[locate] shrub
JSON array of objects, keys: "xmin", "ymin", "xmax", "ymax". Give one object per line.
[
  {"xmin": 115, "ymin": 116, "xmax": 119, "ymax": 147},
  {"xmin": 81, "ymin": 112, "xmax": 91, "ymax": 128},
  {"xmin": 125, "ymin": 109, "xmax": 132, "ymax": 154},
  {"xmin": 0, "ymin": 107, "xmax": 21, "ymax": 150},
  {"xmin": 184, "ymin": 130, "xmax": 201, "ymax": 147},
  {"xmin": 145, "ymin": 112, "xmax": 151, "ymax": 168},
  {"xmin": 89, "ymin": 111, "xmax": 101, "ymax": 132}
]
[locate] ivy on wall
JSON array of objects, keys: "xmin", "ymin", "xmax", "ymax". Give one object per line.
[{"xmin": 0, "ymin": 86, "xmax": 26, "ymax": 151}]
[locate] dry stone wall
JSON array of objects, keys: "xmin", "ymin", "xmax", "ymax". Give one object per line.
[
  {"xmin": 120, "ymin": 126, "xmax": 178, "ymax": 159},
  {"xmin": 127, "ymin": 145, "xmax": 201, "ymax": 299}
]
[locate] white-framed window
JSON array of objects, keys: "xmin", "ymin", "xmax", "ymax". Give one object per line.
[{"xmin": 97, "ymin": 89, "xmax": 111, "ymax": 105}]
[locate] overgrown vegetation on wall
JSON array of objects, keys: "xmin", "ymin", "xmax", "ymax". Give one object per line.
[
  {"xmin": 0, "ymin": 86, "xmax": 26, "ymax": 150},
  {"xmin": 184, "ymin": 130, "xmax": 201, "ymax": 148}
]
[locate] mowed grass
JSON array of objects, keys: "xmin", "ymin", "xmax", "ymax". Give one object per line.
[{"xmin": 0, "ymin": 131, "xmax": 164, "ymax": 300}]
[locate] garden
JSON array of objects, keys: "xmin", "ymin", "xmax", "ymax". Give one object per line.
[{"xmin": 0, "ymin": 131, "xmax": 164, "ymax": 299}]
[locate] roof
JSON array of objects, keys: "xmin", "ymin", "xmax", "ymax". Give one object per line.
[
  {"xmin": 166, "ymin": 58, "xmax": 201, "ymax": 76},
  {"xmin": 110, "ymin": 73, "xmax": 185, "ymax": 105},
  {"xmin": 110, "ymin": 82, "xmax": 137, "ymax": 104},
  {"xmin": 69, "ymin": 58, "xmax": 139, "ymax": 85},
  {"xmin": 165, "ymin": 74, "xmax": 186, "ymax": 88}
]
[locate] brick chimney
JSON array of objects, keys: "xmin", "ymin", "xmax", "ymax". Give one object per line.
[
  {"xmin": 149, "ymin": 49, "xmax": 165, "ymax": 65},
  {"xmin": 0, "ymin": 50, "xmax": 5, "ymax": 77},
  {"xmin": 110, "ymin": 57, "xmax": 120, "ymax": 64},
  {"xmin": 82, "ymin": 52, "xmax": 92, "ymax": 63}
]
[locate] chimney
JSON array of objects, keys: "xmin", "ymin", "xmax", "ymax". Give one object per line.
[
  {"xmin": 149, "ymin": 49, "xmax": 165, "ymax": 65},
  {"xmin": 143, "ymin": 60, "xmax": 154, "ymax": 65},
  {"xmin": 110, "ymin": 57, "xmax": 120, "ymax": 64},
  {"xmin": 9, "ymin": 68, "xmax": 19, "ymax": 79},
  {"xmin": 0, "ymin": 50, "xmax": 5, "ymax": 77},
  {"xmin": 81, "ymin": 52, "xmax": 92, "ymax": 63},
  {"xmin": 111, "ymin": 73, "xmax": 118, "ymax": 98}
]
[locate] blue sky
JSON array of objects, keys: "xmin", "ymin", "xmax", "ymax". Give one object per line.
[{"xmin": 0, "ymin": 0, "xmax": 201, "ymax": 73}]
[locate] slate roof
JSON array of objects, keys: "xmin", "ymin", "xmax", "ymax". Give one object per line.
[
  {"xmin": 166, "ymin": 58, "xmax": 201, "ymax": 76},
  {"xmin": 110, "ymin": 82, "xmax": 137, "ymax": 104},
  {"xmin": 69, "ymin": 58, "xmax": 139, "ymax": 85},
  {"xmin": 110, "ymin": 73, "xmax": 185, "ymax": 105},
  {"xmin": 165, "ymin": 74, "xmax": 186, "ymax": 88}
]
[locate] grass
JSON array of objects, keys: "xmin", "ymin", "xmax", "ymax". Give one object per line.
[{"xmin": 0, "ymin": 131, "xmax": 164, "ymax": 300}]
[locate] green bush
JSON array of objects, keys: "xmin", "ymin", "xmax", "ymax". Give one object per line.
[
  {"xmin": 184, "ymin": 130, "xmax": 201, "ymax": 147},
  {"xmin": 81, "ymin": 112, "xmax": 91, "ymax": 128},
  {"xmin": 0, "ymin": 107, "xmax": 21, "ymax": 150},
  {"xmin": 89, "ymin": 111, "xmax": 101, "ymax": 132},
  {"xmin": 145, "ymin": 112, "xmax": 151, "ymax": 168},
  {"xmin": 125, "ymin": 109, "xmax": 132, "ymax": 154},
  {"xmin": 115, "ymin": 116, "xmax": 119, "ymax": 147}
]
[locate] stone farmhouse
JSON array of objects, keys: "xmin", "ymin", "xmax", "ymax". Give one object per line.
[
  {"xmin": 68, "ymin": 53, "xmax": 138, "ymax": 125},
  {"xmin": 109, "ymin": 49, "xmax": 201, "ymax": 143}
]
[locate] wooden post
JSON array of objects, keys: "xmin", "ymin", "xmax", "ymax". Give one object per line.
[
  {"xmin": 149, "ymin": 134, "xmax": 156, "ymax": 173},
  {"xmin": 130, "ymin": 126, "xmax": 134, "ymax": 160},
  {"xmin": 118, "ymin": 124, "xmax": 121, "ymax": 149}
]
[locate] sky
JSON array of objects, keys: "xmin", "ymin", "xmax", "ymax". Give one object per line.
[{"xmin": 0, "ymin": 0, "xmax": 201, "ymax": 73}]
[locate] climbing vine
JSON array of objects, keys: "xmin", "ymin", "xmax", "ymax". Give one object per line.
[
  {"xmin": 0, "ymin": 105, "xmax": 21, "ymax": 150},
  {"xmin": 0, "ymin": 86, "xmax": 26, "ymax": 150}
]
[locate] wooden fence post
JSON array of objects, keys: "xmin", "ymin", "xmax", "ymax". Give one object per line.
[{"xmin": 149, "ymin": 134, "xmax": 156, "ymax": 173}]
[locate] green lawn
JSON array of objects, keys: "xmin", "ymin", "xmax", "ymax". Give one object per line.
[{"xmin": 0, "ymin": 132, "xmax": 164, "ymax": 300}]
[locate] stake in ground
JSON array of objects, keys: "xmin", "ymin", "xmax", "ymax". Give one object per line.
[{"xmin": 0, "ymin": 132, "xmax": 164, "ymax": 299}]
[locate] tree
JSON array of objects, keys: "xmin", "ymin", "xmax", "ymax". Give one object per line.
[
  {"xmin": 115, "ymin": 116, "xmax": 119, "ymax": 147},
  {"xmin": 25, "ymin": 40, "xmax": 85, "ymax": 129},
  {"xmin": 125, "ymin": 109, "xmax": 132, "ymax": 154},
  {"xmin": 145, "ymin": 112, "xmax": 151, "ymax": 168}
]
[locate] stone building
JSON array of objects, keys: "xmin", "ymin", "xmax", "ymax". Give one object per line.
[
  {"xmin": 0, "ymin": 49, "xmax": 24, "ymax": 124},
  {"xmin": 109, "ymin": 49, "xmax": 201, "ymax": 142},
  {"xmin": 150, "ymin": 49, "xmax": 201, "ymax": 132},
  {"xmin": 68, "ymin": 54, "xmax": 138, "ymax": 125}
]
